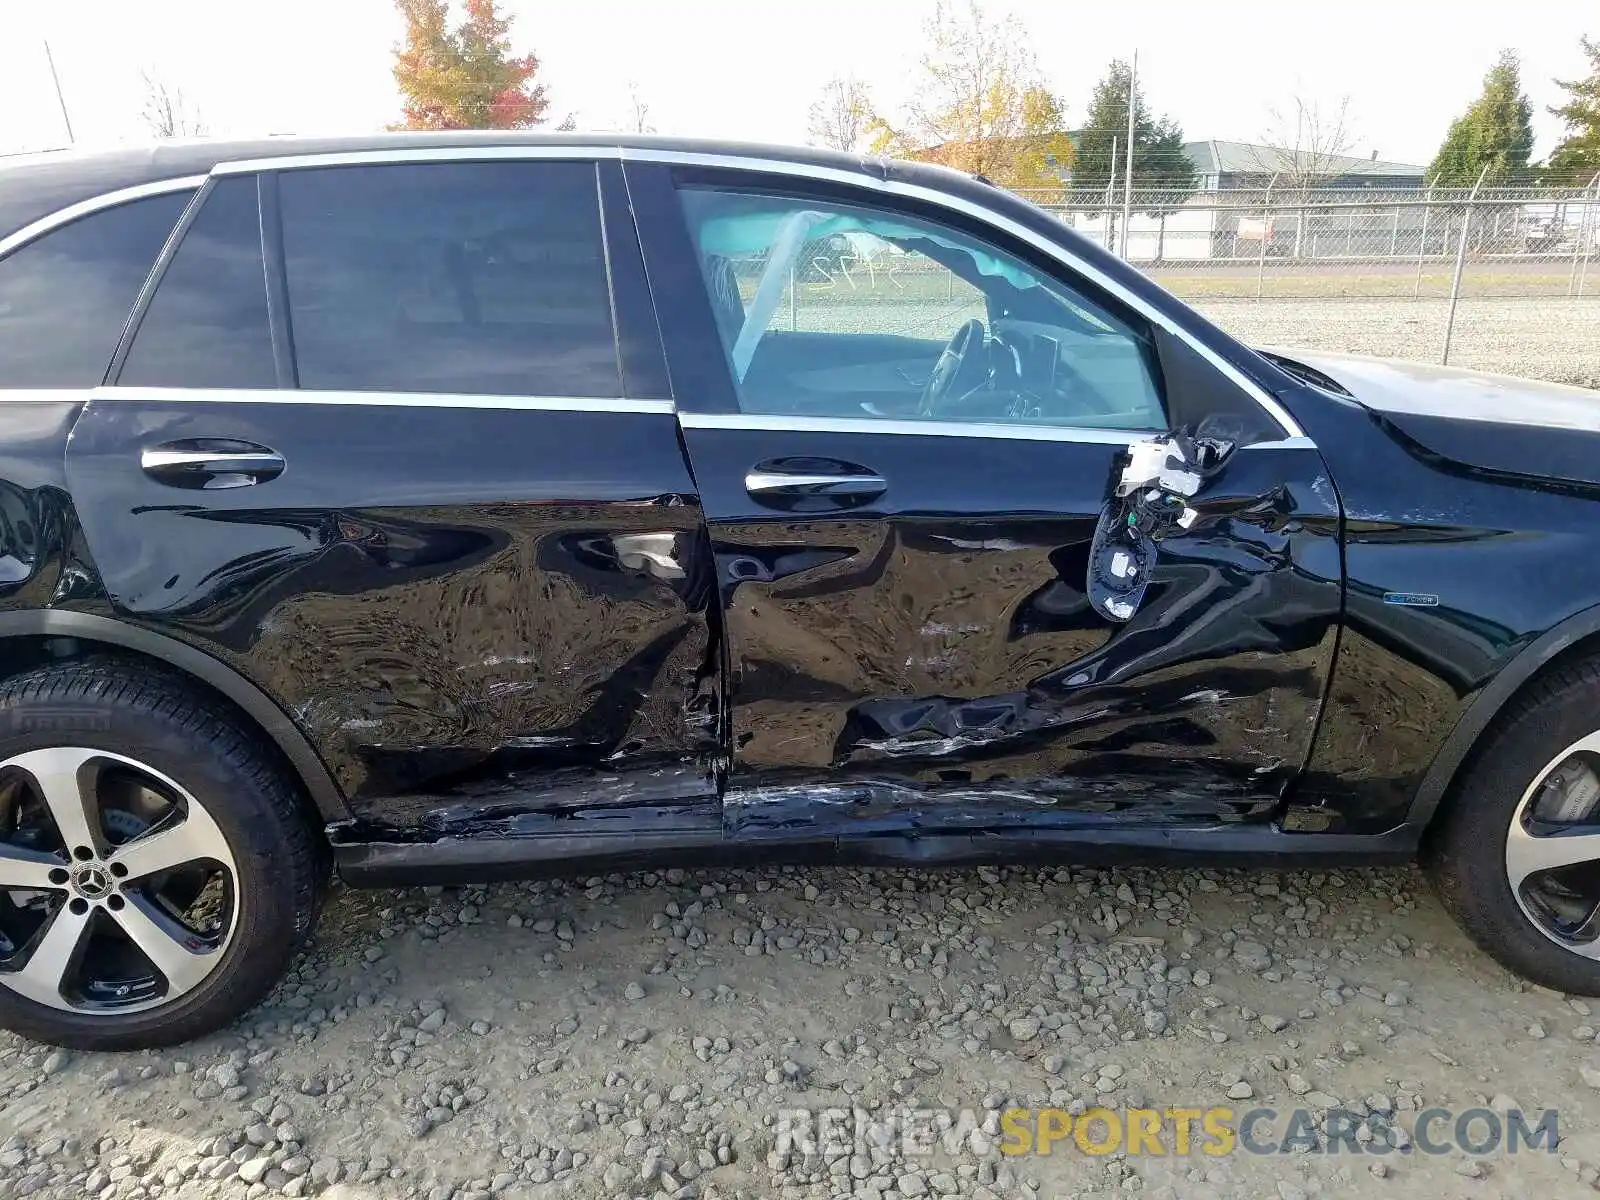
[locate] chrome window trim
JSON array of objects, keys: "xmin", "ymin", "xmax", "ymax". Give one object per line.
[
  {"xmin": 1241, "ymin": 435, "xmax": 1318, "ymax": 451},
  {"xmin": 92, "ymin": 386, "xmax": 674, "ymax": 414},
  {"xmin": 0, "ymin": 394, "xmax": 1327, "ymax": 450},
  {"xmin": 679, "ymin": 411, "xmax": 1146, "ymax": 445},
  {"xmin": 0, "ymin": 176, "xmax": 207, "ymax": 261},
  {"xmin": 212, "ymin": 145, "xmax": 626, "ymax": 175},
  {"xmin": 0, "ymin": 389, "xmax": 93, "ymax": 404},
  {"xmin": 203, "ymin": 144, "xmax": 1303, "ymax": 440},
  {"xmin": 62, "ymin": 390, "xmax": 1317, "ymax": 450}
]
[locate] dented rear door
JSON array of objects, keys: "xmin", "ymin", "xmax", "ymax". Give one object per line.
[
  {"xmin": 627, "ymin": 159, "xmax": 1342, "ymax": 836},
  {"xmin": 65, "ymin": 159, "xmax": 721, "ymax": 833}
]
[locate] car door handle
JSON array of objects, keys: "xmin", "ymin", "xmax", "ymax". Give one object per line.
[
  {"xmin": 140, "ymin": 441, "xmax": 285, "ymax": 489},
  {"xmin": 744, "ymin": 470, "xmax": 887, "ymax": 498}
]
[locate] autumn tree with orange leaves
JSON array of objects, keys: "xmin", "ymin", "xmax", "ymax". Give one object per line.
[{"xmin": 391, "ymin": 0, "xmax": 549, "ymax": 130}]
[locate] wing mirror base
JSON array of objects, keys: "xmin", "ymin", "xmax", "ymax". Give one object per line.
[{"xmin": 1087, "ymin": 431, "xmax": 1233, "ymax": 624}]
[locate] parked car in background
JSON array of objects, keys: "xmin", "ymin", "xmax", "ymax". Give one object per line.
[
  {"xmin": 3, "ymin": 134, "xmax": 1600, "ymax": 1048},
  {"xmin": 1523, "ymin": 212, "xmax": 1572, "ymax": 254}
]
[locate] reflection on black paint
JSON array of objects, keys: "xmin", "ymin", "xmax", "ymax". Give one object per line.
[
  {"xmin": 0, "ymin": 192, "xmax": 192, "ymax": 388},
  {"xmin": 1287, "ymin": 385, "xmax": 1600, "ymax": 833},
  {"xmin": 687, "ymin": 426, "xmax": 1343, "ymax": 827},
  {"xmin": 62, "ymin": 400, "xmax": 721, "ymax": 810},
  {"xmin": 278, "ymin": 161, "xmax": 623, "ymax": 398},
  {"xmin": 0, "ymin": 402, "xmax": 96, "ymax": 609},
  {"xmin": 119, "ymin": 176, "xmax": 278, "ymax": 389}
]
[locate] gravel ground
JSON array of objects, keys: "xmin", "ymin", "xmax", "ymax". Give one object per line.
[
  {"xmin": 5, "ymin": 864, "xmax": 1600, "ymax": 1200},
  {"xmin": 1197, "ymin": 297, "xmax": 1600, "ymax": 390}
]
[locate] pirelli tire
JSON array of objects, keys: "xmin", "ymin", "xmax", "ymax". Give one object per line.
[{"xmin": 0, "ymin": 659, "xmax": 325, "ymax": 1049}]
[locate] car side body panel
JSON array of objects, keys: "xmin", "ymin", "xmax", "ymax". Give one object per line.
[
  {"xmin": 1270, "ymin": 374, "xmax": 1600, "ymax": 835},
  {"xmin": 2, "ymin": 134, "xmax": 1599, "ymax": 876}
]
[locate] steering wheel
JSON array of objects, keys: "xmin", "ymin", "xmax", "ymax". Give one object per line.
[{"xmin": 918, "ymin": 318, "xmax": 987, "ymax": 418}]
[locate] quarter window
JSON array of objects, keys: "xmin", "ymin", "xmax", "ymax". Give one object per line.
[
  {"xmin": 278, "ymin": 162, "xmax": 620, "ymax": 397},
  {"xmin": 677, "ymin": 187, "xmax": 1165, "ymax": 431},
  {"xmin": 0, "ymin": 191, "xmax": 190, "ymax": 388},
  {"xmin": 119, "ymin": 176, "xmax": 277, "ymax": 389}
]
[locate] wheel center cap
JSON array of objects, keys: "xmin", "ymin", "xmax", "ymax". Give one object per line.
[{"xmin": 72, "ymin": 865, "xmax": 111, "ymax": 899}]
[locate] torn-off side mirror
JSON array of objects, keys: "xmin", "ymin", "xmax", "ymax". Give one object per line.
[{"xmin": 1087, "ymin": 431, "xmax": 1233, "ymax": 623}]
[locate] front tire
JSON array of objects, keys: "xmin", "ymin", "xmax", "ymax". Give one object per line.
[
  {"xmin": 1428, "ymin": 657, "xmax": 1600, "ymax": 995},
  {"xmin": 0, "ymin": 660, "xmax": 324, "ymax": 1049}
]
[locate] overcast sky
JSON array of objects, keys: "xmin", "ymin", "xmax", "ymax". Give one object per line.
[{"xmin": 2, "ymin": 0, "xmax": 1595, "ymax": 167}]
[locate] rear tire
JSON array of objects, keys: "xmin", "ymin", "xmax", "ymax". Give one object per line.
[
  {"xmin": 1428, "ymin": 656, "xmax": 1600, "ymax": 995},
  {"xmin": 0, "ymin": 659, "xmax": 324, "ymax": 1049}
]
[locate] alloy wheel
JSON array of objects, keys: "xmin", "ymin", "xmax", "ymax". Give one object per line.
[
  {"xmin": 1506, "ymin": 730, "xmax": 1600, "ymax": 957},
  {"xmin": 0, "ymin": 747, "xmax": 237, "ymax": 1014}
]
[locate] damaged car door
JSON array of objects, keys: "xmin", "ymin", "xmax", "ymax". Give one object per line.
[{"xmin": 627, "ymin": 162, "xmax": 1343, "ymax": 840}]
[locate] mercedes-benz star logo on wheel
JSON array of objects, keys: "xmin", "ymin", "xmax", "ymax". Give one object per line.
[{"xmin": 72, "ymin": 866, "xmax": 111, "ymax": 899}]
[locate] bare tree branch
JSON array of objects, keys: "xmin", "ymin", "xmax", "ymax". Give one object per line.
[
  {"xmin": 806, "ymin": 76, "xmax": 874, "ymax": 153},
  {"xmin": 625, "ymin": 82, "xmax": 654, "ymax": 134},
  {"xmin": 141, "ymin": 71, "xmax": 206, "ymax": 139},
  {"xmin": 1252, "ymin": 94, "xmax": 1355, "ymax": 193}
]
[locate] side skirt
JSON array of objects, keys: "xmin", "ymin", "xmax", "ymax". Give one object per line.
[{"xmin": 332, "ymin": 817, "xmax": 1419, "ymax": 887}]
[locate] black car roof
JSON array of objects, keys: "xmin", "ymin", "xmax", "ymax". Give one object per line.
[{"xmin": 0, "ymin": 133, "xmax": 975, "ymax": 242}]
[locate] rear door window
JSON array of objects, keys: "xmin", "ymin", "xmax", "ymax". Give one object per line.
[
  {"xmin": 118, "ymin": 176, "xmax": 277, "ymax": 389},
  {"xmin": 278, "ymin": 161, "xmax": 621, "ymax": 397},
  {"xmin": 0, "ymin": 190, "xmax": 191, "ymax": 388}
]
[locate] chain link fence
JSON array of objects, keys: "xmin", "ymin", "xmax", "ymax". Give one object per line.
[
  {"xmin": 1018, "ymin": 183, "xmax": 1600, "ymax": 298},
  {"xmin": 1011, "ymin": 182, "xmax": 1600, "ymax": 386},
  {"xmin": 720, "ymin": 182, "xmax": 1600, "ymax": 390}
]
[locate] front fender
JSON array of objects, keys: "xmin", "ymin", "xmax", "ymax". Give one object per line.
[{"xmin": 1408, "ymin": 603, "xmax": 1600, "ymax": 831}]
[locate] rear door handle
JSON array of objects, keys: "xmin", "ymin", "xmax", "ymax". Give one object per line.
[
  {"xmin": 743, "ymin": 462, "xmax": 887, "ymax": 512},
  {"xmin": 744, "ymin": 471, "xmax": 887, "ymax": 498},
  {"xmin": 140, "ymin": 440, "xmax": 285, "ymax": 489}
]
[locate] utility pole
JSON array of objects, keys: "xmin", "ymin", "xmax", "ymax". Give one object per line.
[
  {"xmin": 1256, "ymin": 173, "xmax": 1278, "ymax": 301},
  {"xmin": 43, "ymin": 40, "xmax": 75, "ymax": 144},
  {"xmin": 1441, "ymin": 164, "xmax": 1490, "ymax": 365},
  {"xmin": 1414, "ymin": 183, "xmax": 1434, "ymax": 297},
  {"xmin": 1104, "ymin": 135, "xmax": 1117, "ymax": 252},
  {"xmin": 1121, "ymin": 51, "xmax": 1137, "ymax": 261}
]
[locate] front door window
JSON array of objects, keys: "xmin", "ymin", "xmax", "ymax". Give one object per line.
[{"xmin": 677, "ymin": 187, "xmax": 1166, "ymax": 431}]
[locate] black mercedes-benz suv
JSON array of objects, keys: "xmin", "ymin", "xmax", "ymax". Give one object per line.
[{"xmin": 2, "ymin": 132, "xmax": 1599, "ymax": 1048}]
